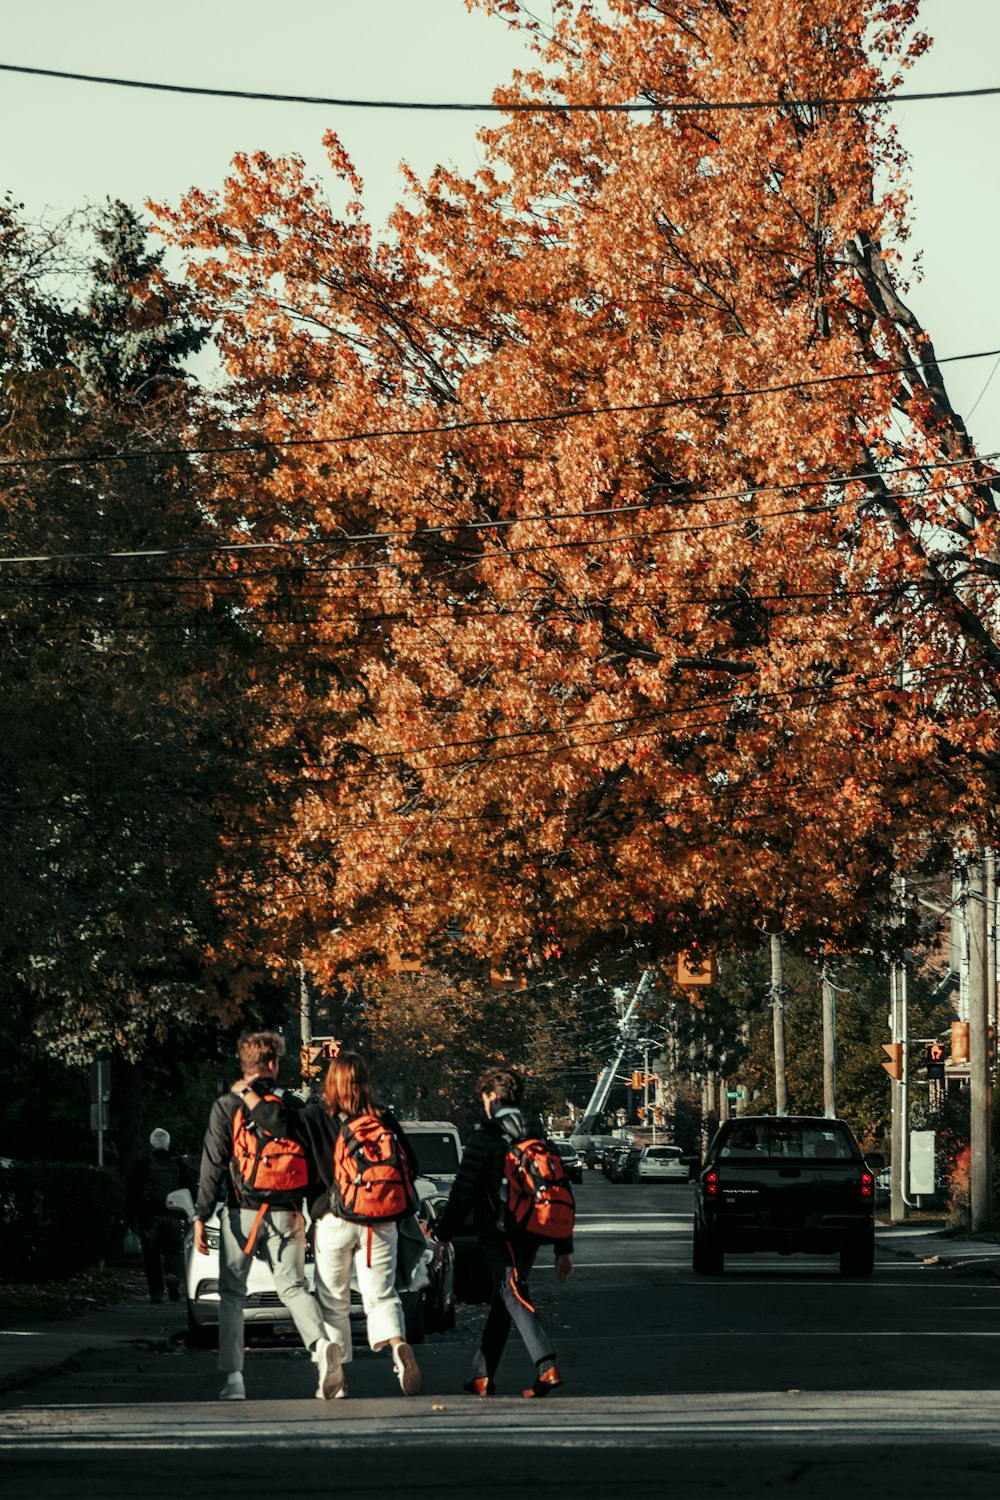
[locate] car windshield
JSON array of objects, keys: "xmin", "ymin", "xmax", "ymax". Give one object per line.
[
  {"xmin": 406, "ymin": 1132, "xmax": 461, "ymax": 1175},
  {"xmin": 555, "ymin": 1144, "xmax": 577, "ymax": 1157},
  {"xmin": 718, "ymin": 1123, "xmax": 855, "ymax": 1161}
]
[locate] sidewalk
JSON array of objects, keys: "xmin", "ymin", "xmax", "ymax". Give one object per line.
[
  {"xmin": 875, "ymin": 1220, "xmax": 1000, "ymax": 1276},
  {"xmin": 0, "ymin": 1295, "xmax": 179, "ymax": 1395}
]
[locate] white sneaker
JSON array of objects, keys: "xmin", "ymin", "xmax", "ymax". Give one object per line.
[
  {"xmin": 315, "ymin": 1338, "xmax": 345, "ymax": 1400},
  {"xmin": 219, "ymin": 1372, "xmax": 245, "ymax": 1401},
  {"xmin": 392, "ymin": 1341, "xmax": 422, "ymax": 1396}
]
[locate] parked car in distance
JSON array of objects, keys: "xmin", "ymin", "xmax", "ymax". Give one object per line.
[
  {"xmin": 600, "ymin": 1142, "xmax": 630, "ymax": 1180},
  {"xmin": 552, "ymin": 1140, "xmax": 584, "ymax": 1184},
  {"xmin": 692, "ymin": 1115, "xmax": 884, "ymax": 1278},
  {"xmin": 633, "ymin": 1145, "xmax": 690, "ymax": 1182},
  {"xmin": 614, "ymin": 1146, "xmax": 644, "ymax": 1183}
]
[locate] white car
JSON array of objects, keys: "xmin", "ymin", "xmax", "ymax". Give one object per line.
[
  {"xmin": 633, "ymin": 1145, "xmax": 690, "ymax": 1182},
  {"xmin": 168, "ymin": 1179, "xmax": 454, "ymax": 1350}
]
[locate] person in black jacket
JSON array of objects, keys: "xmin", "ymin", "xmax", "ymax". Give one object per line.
[
  {"xmin": 246, "ymin": 1048, "xmax": 423, "ymax": 1399},
  {"xmin": 435, "ymin": 1063, "xmax": 573, "ymax": 1398},
  {"xmin": 125, "ymin": 1128, "xmax": 196, "ymax": 1304},
  {"xmin": 194, "ymin": 1031, "xmax": 337, "ymax": 1403}
]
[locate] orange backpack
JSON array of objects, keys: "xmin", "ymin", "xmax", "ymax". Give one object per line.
[
  {"xmin": 500, "ymin": 1132, "xmax": 576, "ymax": 1243},
  {"xmin": 330, "ymin": 1113, "xmax": 414, "ymax": 1225},
  {"xmin": 230, "ymin": 1090, "xmax": 310, "ymax": 1209}
]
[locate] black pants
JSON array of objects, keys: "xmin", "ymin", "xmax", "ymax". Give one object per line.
[
  {"xmin": 470, "ymin": 1239, "xmax": 555, "ymax": 1382},
  {"xmin": 139, "ymin": 1214, "xmax": 184, "ymax": 1298}
]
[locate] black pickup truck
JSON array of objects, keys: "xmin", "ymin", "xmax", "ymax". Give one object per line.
[{"xmin": 692, "ymin": 1116, "xmax": 884, "ymax": 1277}]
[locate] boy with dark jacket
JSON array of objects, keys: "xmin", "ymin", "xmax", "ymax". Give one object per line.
[
  {"xmin": 194, "ymin": 1030, "xmax": 337, "ymax": 1402},
  {"xmin": 435, "ymin": 1064, "xmax": 573, "ymax": 1397}
]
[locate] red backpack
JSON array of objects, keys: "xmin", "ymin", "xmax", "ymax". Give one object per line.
[
  {"xmin": 330, "ymin": 1113, "xmax": 414, "ymax": 1225},
  {"xmin": 500, "ymin": 1123, "xmax": 576, "ymax": 1243},
  {"xmin": 230, "ymin": 1089, "xmax": 310, "ymax": 1209}
]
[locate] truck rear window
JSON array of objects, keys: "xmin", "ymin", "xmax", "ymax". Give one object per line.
[{"xmin": 718, "ymin": 1123, "xmax": 855, "ymax": 1161}]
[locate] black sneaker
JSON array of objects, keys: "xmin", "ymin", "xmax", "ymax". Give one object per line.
[{"xmin": 165, "ymin": 1275, "xmax": 180, "ymax": 1302}]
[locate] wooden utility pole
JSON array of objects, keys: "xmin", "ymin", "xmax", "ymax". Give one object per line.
[
  {"xmin": 821, "ymin": 971, "xmax": 837, "ymax": 1118},
  {"xmin": 968, "ymin": 857, "xmax": 993, "ymax": 1231},
  {"xmin": 770, "ymin": 933, "xmax": 787, "ymax": 1116}
]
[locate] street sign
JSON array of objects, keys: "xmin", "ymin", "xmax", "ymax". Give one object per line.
[{"xmin": 725, "ymin": 1090, "xmax": 740, "ymax": 1100}]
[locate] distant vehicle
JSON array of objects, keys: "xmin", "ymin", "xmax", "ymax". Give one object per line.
[
  {"xmin": 692, "ymin": 1116, "xmax": 884, "ymax": 1278},
  {"xmin": 614, "ymin": 1146, "xmax": 644, "ymax": 1184},
  {"xmin": 552, "ymin": 1140, "xmax": 584, "ymax": 1184},
  {"xmin": 632, "ymin": 1145, "xmax": 689, "ymax": 1182},
  {"xmin": 600, "ymin": 1142, "xmax": 630, "ymax": 1180}
]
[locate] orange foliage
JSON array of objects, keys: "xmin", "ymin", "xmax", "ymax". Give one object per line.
[{"xmin": 154, "ymin": 0, "xmax": 1000, "ymax": 983}]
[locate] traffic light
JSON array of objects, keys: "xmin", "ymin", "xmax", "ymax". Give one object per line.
[
  {"xmin": 677, "ymin": 947, "xmax": 716, "ymax": 986},
  {"xmin": 630, "ymin": 1070, "xmax": 643, "ymax": 1090},
  {"xmin": 300, "ymin": 1044, "xmax": 324, "ymax": 1081},
  {"xmin": 881, "ymin": 1042, "xmax": 903, "ymax": 1081},
  {"xmin": 925, "ymin": 1043, "xmax": 945, "ymax": 1083},
  {"xmin": 951, "ymin": 1020, "xmax": 970, "ymax": 1065}
]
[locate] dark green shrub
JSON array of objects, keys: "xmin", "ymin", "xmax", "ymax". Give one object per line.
[{"xmin": 0, "ymin": 1161, "xmax": 123, "ymax": 1279}]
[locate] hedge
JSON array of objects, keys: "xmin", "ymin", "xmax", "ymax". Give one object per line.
[{"xmin": 0, "ymin": 1161, "xmax": 124, "ymax": 1280}]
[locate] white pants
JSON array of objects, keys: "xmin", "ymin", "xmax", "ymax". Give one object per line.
[{"xmin": 313, "ymin": 1214, "xmax": 405, "ymax": 1362}]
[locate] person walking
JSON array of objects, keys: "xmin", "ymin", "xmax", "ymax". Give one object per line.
[
  {"xmin": 194, "ymin": 1030, "xmax": 340, "ymax": 1403},
  {"xmin": 125, "ymin": 1128, "xmax": 196, "ymax": 1305},
  {"xmin": 249, "ymin": 1050, "xmax": 421, "ymax": 1398},
  {"xmin": 434, "ymin": 1063, "xmax": 574, "ymax": 1398}
]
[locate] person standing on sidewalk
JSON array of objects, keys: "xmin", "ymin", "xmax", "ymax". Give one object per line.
[
  {"xmin": 194, "ymin": 1030, "xmax": 340, "ymax": 1403},
  {"xmin": 125, "ymin": 1128, "xmax": 196, "ymax": 1305},
  {"xmin": 248, "ymin": 1049, "xmax": 422, "ymax": 1398},
  {"xmin": 434, "ymin": 1063, "xmax": 574, "ymax": 1398}
]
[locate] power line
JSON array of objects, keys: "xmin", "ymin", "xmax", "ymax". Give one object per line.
[
  {"xmin": 1, "ymin": 465, "xmax": 994, "ymax": 577},
  {"xmin": 1, "ymin": 60, "xmax": 997, "ymax": 113},
  {"xmin": 2, "ymin": 346, "xmax": 997, "ymax": 482},
  {"xmin": 1, "ymin": 449, "xmax": 993, "ymax": 569}
]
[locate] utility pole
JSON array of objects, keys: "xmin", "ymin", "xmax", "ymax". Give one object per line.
[
  {"xmin": 986, "ymin": 847, "xmax": 997, "ymax": 1028},
  {"xmin": 968, "ymin": 856, "xmax": 993, "ymax": 1231},
  {"xmin": 888, "ymin": 960, "xmax": 907, "ymax": 1223},
  {"xmin": 821, "ymin": 970, "xmax": 837, "ymax": 1118},
  {"xmin": 770, "ymin": 933, "xmax": 787, "ymax": 1115},
  {"xmin": 299, "ymin": 959, "xmax": 312, "ymax": 1049}
]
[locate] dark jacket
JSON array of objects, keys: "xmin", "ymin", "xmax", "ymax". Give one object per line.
[
  {"xmin": 126, "ymin": 1149, "xmax": 196, "ymax": 1228},
  {"xmin": 246, "ymin": 1095, "xmax": 417, "ymax": 1223},
  {"xmin": 436, "ymin": 1105, "xmax": 574, "ymax": 1256},
  {"xmin": 195, "ymin": 1081, "xmax": 312, "ymax": 1221}
]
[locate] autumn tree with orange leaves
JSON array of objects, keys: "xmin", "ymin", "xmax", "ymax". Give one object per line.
[{"xmin": 156, "ymin": 0, "xmax": 1000, "ymax": 991}]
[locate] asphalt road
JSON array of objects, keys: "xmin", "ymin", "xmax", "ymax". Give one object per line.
[{"xmin": 4, "ymin": 1175, "xmax": 1000, "ymax": 1497}]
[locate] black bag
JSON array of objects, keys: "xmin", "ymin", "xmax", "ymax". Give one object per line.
[{"xmin": 143, "ymin": 1154, "xmax": 182, "ymax": 1212}]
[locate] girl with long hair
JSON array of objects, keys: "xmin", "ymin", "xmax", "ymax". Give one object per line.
[{"xmin": 303, "ymin": 1051, "xmax": 422, "ymax": 1398}]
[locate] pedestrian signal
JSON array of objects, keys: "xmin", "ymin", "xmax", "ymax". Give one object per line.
[
  {"xmin": 950, "ymin": 1020, "xmax": 970, "ymax": 1065},
  {"xmin": 881, "ymin": 1042, "xmax": 903, "ymax": 1081},
  {"xmin": 925, "ymin": 1043, "xmax": 945, "ymax": 1083}
]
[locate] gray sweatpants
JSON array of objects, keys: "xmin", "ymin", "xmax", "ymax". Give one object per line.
[{"xmin": 218, "ymin": 1205, "xmax": 326, "ymax": 1374}]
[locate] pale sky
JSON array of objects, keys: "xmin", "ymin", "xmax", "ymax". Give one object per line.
[{"xmin": 1, "ymin": 0, "xmax": 998, "ymax": 450}]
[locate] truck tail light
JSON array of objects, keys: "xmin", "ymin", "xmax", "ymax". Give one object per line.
[
  {"xmin": 705, "ymin": 1170, "xmax": 718, "ymax": 1197},
  {"xmin": 860, "ymin": 1170, "xmax": 873, "ymax": 1199}
]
